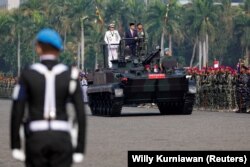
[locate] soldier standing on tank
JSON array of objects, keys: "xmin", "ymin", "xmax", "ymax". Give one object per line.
[
  {"xmin": 104, "ymin": 23, "xmax": 121, "ymax": 68},
  {"xmin": 10, "ymin": 28, "xmax": 86, "ymax": 167},
  {"xmin": 159, "ymin": 48, "xmax": 177, "ymax": 74},
  {"xmin": 125, "ymin": 22, "xmax": 138, "ymax": 57},
  {"xmin": 136, "ymin": 23, "xmax": 148, "ymax": 58}
]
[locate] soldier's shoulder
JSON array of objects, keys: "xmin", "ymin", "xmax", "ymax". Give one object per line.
[{"xmin": 21, "ymin": 64, "xmax": 35, "ymax": 74}]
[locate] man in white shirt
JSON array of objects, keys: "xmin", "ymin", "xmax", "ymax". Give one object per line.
[
  {"xmin": 104, "ymin": 23, "xmax": 121, "ymax": 68},
  {"xmin": 79, "ymin": 72, "xmax": 88, "ymax": 103}
]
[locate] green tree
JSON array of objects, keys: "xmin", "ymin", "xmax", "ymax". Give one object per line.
[{"xmin": 185, "ymin": 0, "xmax": 218, "ymax": 69}]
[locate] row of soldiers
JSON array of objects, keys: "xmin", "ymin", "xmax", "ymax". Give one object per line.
[
  {"xmin": 0, "ymin": 74, "xmax": 17, "ymax": 98},
  {"xmin": 187, "ymin": 66, "xmax": 250, "ymax": 113},
  {"xmin": 0, "ymin": 74, "xmax": 17, "ymax": 88}
]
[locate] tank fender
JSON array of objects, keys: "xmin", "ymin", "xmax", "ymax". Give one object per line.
[
  {"xmin": 187, "ymin": 78, "xmax": 196, "ymax": 94},
  {"xmin": 87, "ymin": 83, "xmax": 123, "ymax": 97}
]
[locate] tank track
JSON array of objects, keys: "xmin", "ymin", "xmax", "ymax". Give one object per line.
[
  {"xmin": 88, "ymin": 93, "xmax": 123, "ymax": 117},
  {"xmin": 157, "ymin": 94, "xmax": 195, "ymax": 115}
]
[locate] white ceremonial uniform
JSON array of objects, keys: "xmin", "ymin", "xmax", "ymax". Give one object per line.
[{"xmin": 104, "ymin": 30, "xmax": 121, "ymax": 68}]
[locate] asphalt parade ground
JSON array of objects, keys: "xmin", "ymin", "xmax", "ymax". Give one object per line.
[{"xmin": 1, "ymin": 99, "xmax": 250, "ymax": 167}]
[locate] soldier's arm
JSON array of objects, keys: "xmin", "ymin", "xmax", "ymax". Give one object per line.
[
  {"xmin": 10, "ymin": 72, "xmax": 27, "ymax": 149},
  {"xmin": 159, "ymin": 57, "xmax": 164, "ymax": 72},
  {"xmin": 71, "ymin": 70, "xmax": 86, "ymax": 154}
]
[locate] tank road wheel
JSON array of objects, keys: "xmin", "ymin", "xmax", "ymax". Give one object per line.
[
  {"xmin": 175, "ymin": 101, "xmax": 185, "ymax": 114},
  {"xmin": 100, "ymin": 94, "xmax": 105, "ymax": 115},
  {"xmin": 182, "ymin": 94, "xmax": 195, "ymax": 115},
  {"xmin": 88, "ymin": 94, "xmax": 97, "ymax": 115},
  {"xmin": 95, "ymin": 95, "xmax": 100, "ymax": 115},
  {"xmin": 157, "ymin": 102, "xmax": 171, "ymax": 115},
  {"xmin": 101, "ymin": 93, "xmax": 107, "ymax": 116},
  {"xmin": 102, "ymin": 93, "xmax": 109, "ymax": 116},
  {"xmin": 88, "ymin": 93, "xmax": 123, "ymax": 117},
  {"xmin": 105, "ymin": 93, "xmax": 123, "ymax": 117},
  {"xmin": 157, "ymin": 102, "xmax": 184, "ymax": 115}
]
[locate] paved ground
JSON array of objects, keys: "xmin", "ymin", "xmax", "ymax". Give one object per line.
[{"xmin": 1, "ymin": 99, "xmax": 250, "ymax": 167}]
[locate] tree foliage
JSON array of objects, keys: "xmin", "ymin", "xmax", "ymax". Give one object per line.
[{"xmin": 0, "ymin": 0, "xmax": 249, "ymax": 74}]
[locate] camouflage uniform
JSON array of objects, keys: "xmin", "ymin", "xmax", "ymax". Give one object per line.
[
  {"xmin": 195, "ymin": 74, "xmax": 201, "ymax": 108},
  {"xmin": 236, "ymin": 73, "xmax": 248, "ymax": 113},
  {"xmin": 227, "ymin": 73, "xmax": 235, "ymax": 110},
  {"xmin": 200, "ymin": 74, "xmax": 208, "ymax": 108},
  {"xmin": 206, "ymin": 73, "xmax": 214, "ymax": 109},
  {"xmin": 211, "ymin": 73, "xmax": 218, "ymax": 110},
  {"xmin": 232, "ymin": 74, "xmax": 238, "ymax": 110},
  {"xmin": 247, "ymin": 73, "xmax": 250, "ymax": 111}
]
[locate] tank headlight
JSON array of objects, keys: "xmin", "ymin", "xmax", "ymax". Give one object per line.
[
  {"xmin": 188, "ymin": 85, "xmax": 197, "ymax": 94},
  {"xmin": 114, "ymin": 89, "xmax": 124, "ymax": 97}
]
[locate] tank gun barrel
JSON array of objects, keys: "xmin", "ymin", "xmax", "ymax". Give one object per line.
[{"xmin": 142, "ymin": 48, "xmax": 161, "ymax": 66}]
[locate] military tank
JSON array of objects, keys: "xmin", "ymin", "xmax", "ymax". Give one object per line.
[{"xmin": 87, "ymin": 38, "xmax": 196, "ymax": 116}]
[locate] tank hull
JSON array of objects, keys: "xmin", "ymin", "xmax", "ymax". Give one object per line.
[{"xmin": 87, "ymin": 75, "xmax": 195, "ymax": 116}]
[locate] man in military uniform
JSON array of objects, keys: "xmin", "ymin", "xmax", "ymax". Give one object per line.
[
  {"xmin": 10, "ymin": 28, "xmax": 86, "ymax": 167},
  {"xmin": 159, "ymin": 48, "xmax": 177, "ymax": 74},
  {"xmin": 137, "ymin": 23, "xmax": 146, "ymax": 39},
  {"xmin": 136, "ymin": 23, "xmax": 147, "ymax": 57}
]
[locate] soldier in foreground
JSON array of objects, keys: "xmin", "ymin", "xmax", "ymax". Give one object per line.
[{"xmin": 10, "ymin": 28, "xmax": 86, "ymax": 167}]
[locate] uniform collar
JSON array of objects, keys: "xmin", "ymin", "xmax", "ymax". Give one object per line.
[{"xmin": 40, "ymin": 54, "xmax": 58, "ymax": 61}]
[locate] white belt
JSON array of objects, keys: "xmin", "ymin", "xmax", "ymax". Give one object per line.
[{"xmin": 29, "ymin": 120, "xmax": 70, "ymax": 132}]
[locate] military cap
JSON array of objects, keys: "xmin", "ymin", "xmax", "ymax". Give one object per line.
[
  {"xmin": 164, "ymin": 48, "xmax": 169, "ymax": 52},
  {"xmin": 36, "ymin": 28, "xmax": 63, "ymax": 51},
  {"xmin": 109, "ymin": 23, "xmax": 115, "ymax": 28}
]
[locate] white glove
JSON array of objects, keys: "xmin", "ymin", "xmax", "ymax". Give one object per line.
[
  {"xmin": 12, "ymin": 149, "xmax": 25, "ymax": 162},
  {"xmin": 73, "ymin": 153, "xmax": 84, "ymax": 163}
]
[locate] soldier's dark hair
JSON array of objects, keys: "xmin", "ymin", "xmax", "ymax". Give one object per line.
[{"xmin": 37, "ymin": 41, "xmax": 60, "ymax": 53}]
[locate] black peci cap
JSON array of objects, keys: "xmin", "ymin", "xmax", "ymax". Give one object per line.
[{"xmin": 129, "ymin": 23, "xmax": 135, "ymax": 26}]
